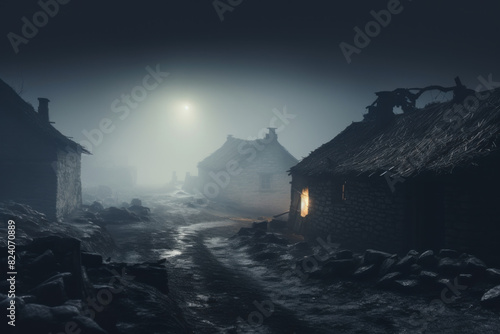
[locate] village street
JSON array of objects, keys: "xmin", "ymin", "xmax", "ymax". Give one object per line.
[{"xmin": 101, "ymin": 190, "xmax": 500, "ymax": 334}]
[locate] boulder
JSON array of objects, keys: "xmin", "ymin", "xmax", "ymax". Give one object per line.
[
  {"xmin": 352, "ymin": 264, "xmax": 378, "ymax": 280},
  {"xmin": 463, "ymin": 256, "xmax": 487, "ymax": 276},
  {"xmin": 395, "ymin": 255, "xmax": 417, "ymax": 273},
  {"xmin": 237, "ymin": 227, "xmax": 253, "ymax": 236},
  {"xmin": 130, "ymin": 198, "xmax": 142, "ymax": 206},
  {"xmin": 485, "ymin": 268, "xmax": 500, "ymax": 284},
  {"xmin": 417, "ymin": 250, "xmax": 437, "ymax": 268},
  {"xmin": 335, "ymin": 249, "xmax": 353, "ymax": 260},
  {"xmin": 377, "ymin": 272, "xmax": 403, "ymax": 289},
  {"xmin": 407, "ymin": 250, "xmax": 420, "ymax": 257},
  {"xmin": 322, "ymin": 259, "xmax": 357, "ymax": 276},
  {"xmin": 457, "ymin": 274, "xmax": 474, "ymax": 287},
  {"xmin": 379, "ymin": 257, "xmax": 398, "ymax": 276},
  {"xmin": 437, "ymin": 257, "xmax": 462, "ymax": 276},
  {"xmin": 439, "ymin": 249, "xmax": 460, "ymax": 258},
  {"xmin": 252, "ymin": 221, "xmax": 268, "ymax": 230},
  {"xmin": 363, "ymin": 249, "xmax": 392, "ymax": 266},
  {"xmin": 89, "ymin": 201, "xmax": 104, "ymax": 213},
  {"xmin": 394, "ymin": 279, "xmax": 420, "ymax": 294},
  {"xmin": 419, "ymin": 271, "xmax": 439, "ymax": 286},
  {"xmin": 19, "ymin": 303, "xmax": 56, "ymax": 330},
  {"xmin": 31, "ymin": 277, "xmax": 68, "ymax": 306},
  {"xmin": 481, "ymin": 285, "xmax": 500, "ymax": 308},
  {"xmin": 50, "ymin": 305, "xmax": 80, "ymax": 321},
  {"xmin": 71, "ymin": 315, "xmax": 108, "ymax": 334}
]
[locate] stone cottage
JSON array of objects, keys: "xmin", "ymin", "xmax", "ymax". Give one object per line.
[
  {"xmin": 288, "ymin": 84, "xmax": 500, "ymax": 260},
  {"xmin": 198, "ymin": 128, "xmax": 298, "ymax": 215},
  {"xmin": 0, "ymin": 78, "xmax": 89, "ymax": 220}
]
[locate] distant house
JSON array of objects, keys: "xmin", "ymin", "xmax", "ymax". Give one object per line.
[
  {"xmin": 0, "ymin": 79, "xmax": 89, "ymax": 220},
  {"xmin": 288, "ymin": 85, "xmax": 500, "ymax": 260},
  {"xmin": 198, "ymin": 128, "xmax": 298, "ymax": 215}
]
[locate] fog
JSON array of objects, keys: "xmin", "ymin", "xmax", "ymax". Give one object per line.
[{"xmin": 1, "ymin": 0, "xmax": 499, "ymax": 187}]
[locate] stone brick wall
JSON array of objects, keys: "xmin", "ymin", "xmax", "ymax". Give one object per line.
[
  {"xmin": 289, "ymin": 174, "xmax": 408, "ymax": 253},
  {"xmin": 55, "ymin": 148, "xmax": 82, "ymax": 220},
  {"xmin": 198, "ymin": 140, "xmax": 296, "ymax": 216}
]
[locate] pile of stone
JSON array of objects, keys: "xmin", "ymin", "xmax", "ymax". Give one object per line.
[
  {"xmin": 83, "ymin": 198, "xmax": 152, "ymax": 224},
  {"xmin": 0, "ymin": 236, "xmax": 183, "ymax": 333},
  {"xmin": 299, "ymin": 247, "xmax": 500, "ymax": 308}
]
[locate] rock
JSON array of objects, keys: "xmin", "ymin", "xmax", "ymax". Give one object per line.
[
  {"xmin": 31, "ymin": 277, "xmax": 68, "ymax": 306},
  {"xmin": 130, "ymin": 198, "xmax": 142, "ymax": 206},
  {"xmin": 322, "ymin": 259, "xmax": 357, "ymax": 276},
  {"xmin": 0, "ymin": 296, "xmax": 25, "ymax": 313},
  {"xmin": 395, "ymin": 255, "xmax": 417, "ymax": 273},
  {"xmin": 485, "ymin": 268, "xmax": 500, "ymax": 284},
  {"xmin": 100, "ymin": 207, "xmax": 141, "ymax": 222},
  {"xmin": 335, "ymin": 249, "xmax": 353, "ymax": 260},
  {"xmin": 379, "ymin": 257, "xmax": 398, "ymax": 276},
  {"xmin": 417, "ymin": 250, "xmax": 437, "ymax": 268},
  {"xmin": 89, "ymin": 201, "xmax": 104, "ymax": 213},
  {"xmin": 439, "ymin": 249, "xmax": 460, "ymax": 258},
  {"xmin": 128, "ymin": 205, "xmax": 151, "ymax": 216},
  {"xmin": 437, "ymin": 257, "xmax": 462, "ymax": 276},
  {"xmin": 237, "ymin": 227, "xmax": 253, "ymax": 236},
  {"xmin": 394, "ymin": 279, "xmax": 420, "ymax": 294},
  {"xmin": 30, "ymin": 249, "xmax": 58, "ymax": 271},
  {"xmin": 363, "ymin": 249, "xmax": 392, "ymax": 265},
  {"xmin": 352, "ymin": 264, "xmax": 378, "ymax": 280},
  {"xmin": 253, "ymin": 251, "xmax": 279, "ymax": 261},
  {"xmin": 71, "ymin": 315, "xmax": 108, "ymax": 334},
  {"xmin": 419, "ymin": 271, "xmax": 439, "ymax": 285},
  {"xmin": 377, "ymin": 272, "xmax": 403, "ymax": 289},
  {"xmin": 463, "ymin": 256, "xmax": 487, "ymax": 275},
  {"xmin": 51, "ymin": 305, "xmax": 80, "ymax": 321},
  {"xmin": 407, "ymin": 250, "xmax": 420, "ymax": 257},
  {"xmin": 410, "ymin": 264, "xmax": 423, "ymax": 275},
  {"xmin": 290, "ymin": 241, "xmax": 311, "ymax": 252},
  {"xmin": 457, "ymin": 274, "xmax": 474, "ymax": 287},
  {"xmin": 252, "ymin": 221, "xmax": 268, "ymax": 230},
  {"xmin": 19, "ymin": 303, "xmax": 55, "ymax": 328},
  {"xmin": 81, "ymin": 252, "xmax": 103, "ymax": 268},
  {"xmin": 260, "ymin": 233, "xmax": 288, "ymax": 245},
  {"xmin": 481, "ymin": 285, "xmax": 500, "ymax": 308}
]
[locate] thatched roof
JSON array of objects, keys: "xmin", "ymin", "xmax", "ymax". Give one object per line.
[
  {"xmin": 291, "ymin": 88, "xmax": 500, "ymax": 178},
  {"xmin": 0, "ymin": 78, "xmax": 89, "ymax": 154},
  {"xmin": 198, "ymin": 133, "xmax": 298, "ymax": 171}
]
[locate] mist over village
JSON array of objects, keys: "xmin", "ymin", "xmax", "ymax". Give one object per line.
[{"xmin": 1, "ymin": 1, "xmax": 500, "ymax": 333}]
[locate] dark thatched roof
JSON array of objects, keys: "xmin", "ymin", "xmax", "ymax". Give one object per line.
[
  {"xmin": 198, "ymin": 134, "xmax": 298, "ymax": 171},
  {"xmin": 0, "ymin": 78, "xmax": 89, "ymax": 154},
  {"xmin": 290, "ymin": 88, "xmax": 500, "ymax": 178}
]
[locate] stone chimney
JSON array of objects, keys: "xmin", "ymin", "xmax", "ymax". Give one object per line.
[
  {"xmin": 227, "ymin": 134, "xmax": 234, "ymax": 140},
  {"xmin": 265, "ymin": 127, "xmax": 277, "ymax": 141},
  {"xmin": 37, "ymin": 98, "xmax": 50, "ymax": 123}
]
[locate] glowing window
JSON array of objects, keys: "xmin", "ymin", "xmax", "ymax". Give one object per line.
[{"xmin": 300, "ymin": 188, "xmax": 309, "ymax": 217}]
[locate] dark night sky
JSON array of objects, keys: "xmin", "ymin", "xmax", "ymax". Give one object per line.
[{"xmin": 1, "ymin": 0, "xmax": 499, "ymax": 185}]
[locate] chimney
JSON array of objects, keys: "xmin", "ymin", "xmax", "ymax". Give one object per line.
[
  {"xmin": 227, "ymin": 134, "xmax": 234, "ymax": 140},
  {"xmin": 265, "ymin": 127, "xmax": 277, "ymax": 141},
  {"xmin": 37, "ymin": 98, "xmax": 50, "ymax": 123}
]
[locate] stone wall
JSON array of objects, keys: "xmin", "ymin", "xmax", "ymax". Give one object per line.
[
  {"xmin": 289, "ymin": 174, "xmax": 408, "ymax": 253},
  {"xmin": 55, "ymin": 148, "xmax": 82, "ymax": 220},
  {"xmin": 198, "ymin": 141, "xmax": 295, "ymax": 216}
]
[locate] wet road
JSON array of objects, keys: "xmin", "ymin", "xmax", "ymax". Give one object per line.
[{"xmin": 103, "ymin": 192, "xmax": 500, "ymax": 334}]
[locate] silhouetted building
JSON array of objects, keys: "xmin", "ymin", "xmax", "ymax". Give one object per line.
[
  {"xmin": 288, "ymin": 87, "xmax": 500, "ymax": 260},
  {"xmin": 0, "ymin": 79, "xmax": 89, "ymax": 220},
  {"xmin": 198, "ymin": 128, "xmax": 298, "ymax": 215}
]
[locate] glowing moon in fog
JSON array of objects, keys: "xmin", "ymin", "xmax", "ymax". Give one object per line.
[{"xmin": 184, "ymin": 105, "xmax": 189, "ymax": 110}]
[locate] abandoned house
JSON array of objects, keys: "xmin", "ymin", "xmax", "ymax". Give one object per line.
[
  {"xmin": 0, "ymin": 78, "xmax": 89, "ymax": 220},
  {"xmin": 288, "ymin": 81, "xmax": 500, "ymax": 261},
  {"xmin": 198, "ymin": 128, "xmax": 298, "ymax": 215}
]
